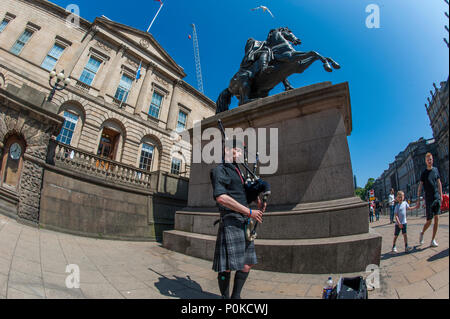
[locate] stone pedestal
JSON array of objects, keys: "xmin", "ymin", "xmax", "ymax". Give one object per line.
[{"xmin": 163, "ymin": 82, "xmax": 382, "ymax": 274}]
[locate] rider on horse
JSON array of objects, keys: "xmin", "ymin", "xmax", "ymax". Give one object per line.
[
  {"xmin": 240, "ymin": 38, "xmax": 275, "ymax": 76},
  {"xmin": 216, "ymin": 27, "xmax": 340, "ymax": 114}
]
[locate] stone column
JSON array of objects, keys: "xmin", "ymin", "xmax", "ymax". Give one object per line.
[
  {"xmin": 99, "ymin": 44, "xmax": 128, "ymax": 97},
  {"xmin": 166, "ymin": 80, "xmax": 182, "ymax": 131},
  {"xmin": 134, "ymin": 62, "xmax": 155, "ymax": 115},
  {"xmin": 66, "ymin": 26, "xmax": 98, "ymax": 77}
]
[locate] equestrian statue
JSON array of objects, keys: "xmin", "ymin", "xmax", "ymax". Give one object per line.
[{"xmin": 216, "ymin": 27, "xmax": 341, "ymax": 114}]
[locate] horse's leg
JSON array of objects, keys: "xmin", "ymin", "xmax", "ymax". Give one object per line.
[
  {"xmin": 238, "ymin": 78, "xmax": 252, "ymax": 105},
  {"xmin": 326, "ymin": 57, "xmax": 341, "ymax": 70},
  {"xmin": 290, "ymin": 51, "xmax": 333, "ymax": 72},
  {"xmin": 282, "ymin": 78, "xmax": 294, "ymax": 91}
]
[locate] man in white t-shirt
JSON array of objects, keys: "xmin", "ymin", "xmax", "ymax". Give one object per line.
[
  {"xmin": 392, "ymin": 191, "xmax": 418, "ymax": 253},
  {"xmin": 388, "ymin": 188, "xmax": 395, "ymax": 224}
]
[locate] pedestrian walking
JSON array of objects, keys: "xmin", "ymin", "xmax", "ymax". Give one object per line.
[
  {"xmin": 388, "ymin": 188, "xmax": 396, "ymax": 224},
  {"xmin": 375, "ymin": 197, "xmax": 382, "ymax": 221},
  {"xmin": 417, "ymin": 153, "xmax": 443, "ymax": 247},
  {"xmin": 392, "ymin": 191, "xmax": 418, "ymax": 253},
  {"xmin": 369, "ymin": 202, "xmax": 374, "ymax": 223}
]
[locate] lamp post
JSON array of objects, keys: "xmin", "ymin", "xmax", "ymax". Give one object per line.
[{"xmin": 47, "ymin": 69, "xmax": 70, "ymax": 102}]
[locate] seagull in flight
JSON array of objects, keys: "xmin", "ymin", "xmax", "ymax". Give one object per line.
[{"xmin": 251, "ymin": 5, "xmax": 275, "ymax": 18}]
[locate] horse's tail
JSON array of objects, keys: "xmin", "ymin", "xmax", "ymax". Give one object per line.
[{"xmin": 216, "ymin": 88, "xmax": 232, "ymax": 114}]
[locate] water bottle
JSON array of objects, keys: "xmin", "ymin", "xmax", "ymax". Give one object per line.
[{"xmin": 322, "ymin": 277, "xmax": 334, "ymax": 299}]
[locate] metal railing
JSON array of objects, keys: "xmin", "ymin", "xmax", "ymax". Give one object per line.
[{"xmin": 378, "ymin": 205, "xmax": 428, "ymax": 218}]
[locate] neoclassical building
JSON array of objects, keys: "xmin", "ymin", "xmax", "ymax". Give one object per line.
[
  {"xmin": 425, "ymin": 78, "xmax": 449, "ymax": 192},
  {"xmin": 0, "ymin": 0, "xmax": 216, "ymax": 240}
]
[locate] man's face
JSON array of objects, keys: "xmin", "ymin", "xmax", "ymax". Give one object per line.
[
  {"xmin": 225, "ymin": 147, "xmax": 243, "ymax": 163},
  {"xmin": 426, "ymin": 155, "xmax": 433, "ymax": 167},
  {"xmin": 232, "ymin": 147, "xmax": 243, "ymax": 162}
]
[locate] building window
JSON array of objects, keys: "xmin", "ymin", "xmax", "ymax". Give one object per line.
[
  {"xmin": 10, "ymin": 29, "xmax": 33, "ymax": 55},
  {"xmin": 56, "ymin": 111, "xmax": 79, "ymax": 145},
  {"xmin": 41, "ymin": 43, "xmax": 65, "ymax": 71},
  {"xmin": 0, "ymin": 19, "xmax": 9, "ymax": 33},
  {"xmin": 171, "ymin": 158, "xmax": 182, "ymax": 175},
  {"xmin": 149, "ymin": 92, "xmax": 163, "ymax": 119},
  {"xmin": 139, "ymin": 143, "xmax": 154, "ymax": 171},
  {"xmin": 79, "ymin": 56, "xmax": 101, "ymax": 86},
  {"xmin": 176, "ymin": 111, "xmax": 187, "ymax": 132},
  {"xmin": 114, "ymin": 74, "xmax": 133, "ymax": 103}
]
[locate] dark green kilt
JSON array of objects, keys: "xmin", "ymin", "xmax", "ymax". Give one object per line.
[{"xmin": 212, "ymin": 216, "xmax": 257, "ymax": 273}]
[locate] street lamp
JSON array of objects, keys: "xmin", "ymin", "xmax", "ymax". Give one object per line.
[{"xmin": 47, "ymin": 69, "xmax": 70, "ymax": 102}]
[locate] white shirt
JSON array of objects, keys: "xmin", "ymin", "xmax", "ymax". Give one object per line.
[
  {"xmin": 389, "ymin": 194, "xmax": 395, "ymax": 206},
  {"xmin": 394, "ymin": 201, "xmax": 409, "ymax": 225}
]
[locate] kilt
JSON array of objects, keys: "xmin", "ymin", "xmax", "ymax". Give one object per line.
[{"xmin": 212, "ymin": 215, "xmax": 257, "ymax": 273}]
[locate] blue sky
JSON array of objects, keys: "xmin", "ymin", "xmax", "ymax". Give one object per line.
[{"xmin": 52, "ymin": 0, "xmax": 449, "ymax": 188}]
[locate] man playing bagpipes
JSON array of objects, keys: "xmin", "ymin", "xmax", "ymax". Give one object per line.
[{"xmin": 210, "ymin": 120, "xmax": 270, "ymax": 299}]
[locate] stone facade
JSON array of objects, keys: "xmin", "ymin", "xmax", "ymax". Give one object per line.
[
  {"xmin": 373, "ymin": 137, "xmax": 439, "ymax": 202},
  {"xmin": 0, "ymin": 0, "xmax": 215, "ymax": 179},
  {"xmin": 0, "ymin": 0, "xmax": 215, "ymax": 232},
  {"xmin": 425, "ymin": 78, "xmax": 449, "ymax": 192}
]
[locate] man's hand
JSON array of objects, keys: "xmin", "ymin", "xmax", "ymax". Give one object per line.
[
  {"xmin": 250, "ymin": 209, "xmax": 263, "ymax": 223},
  {"xmin": 257, "ymin": 196, "xmax": 267, "ymax": 213},
  {"xmin": 399, "ymin": 224, "xmax": 403, "ymax": 229}
]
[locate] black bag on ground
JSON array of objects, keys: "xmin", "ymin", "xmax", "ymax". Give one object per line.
[{"xmin": 330, "ymin": 276, "xmax": 368, "ymax": 299}]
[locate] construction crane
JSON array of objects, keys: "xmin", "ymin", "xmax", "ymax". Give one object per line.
[{"xmin": 191, "ymin": 24, "xmax": 204, "ymax": 94}]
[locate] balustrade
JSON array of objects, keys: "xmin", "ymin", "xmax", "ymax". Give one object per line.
[{"xmin": 52, "ymin": 141, "xmax": 156, "ymax": 190}]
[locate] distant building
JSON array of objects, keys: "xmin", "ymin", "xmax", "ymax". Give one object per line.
[
  {"xmin": 425, "ymin": 78, "xmax": 449, "ymax": 192},
  {"xmin": 374, "ymin": 138, "xmax": 439, "ymax": 202}
]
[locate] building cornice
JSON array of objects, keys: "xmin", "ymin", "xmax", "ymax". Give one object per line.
[
  {"xmin": 177, "ymin": 80, "xmax": 216, "ymax": 111},
  {"xmin": 19, "ymin": 0, "xmax": 91, "ymax": 31}
]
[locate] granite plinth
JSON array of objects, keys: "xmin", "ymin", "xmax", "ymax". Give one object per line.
[{"xmin": 163, "ymin": 82, "xmax": 382, "ymax": 274}]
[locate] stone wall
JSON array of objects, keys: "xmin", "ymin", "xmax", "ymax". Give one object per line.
[
  {"xmin": 39, "ymin": 166, "xmax": 188, "ymax": 241},
  {"xmin": 0, "ymin": 84, "xmax": 63, "ymax": 224}
]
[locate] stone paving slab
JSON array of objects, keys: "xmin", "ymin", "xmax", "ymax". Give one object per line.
[{"xmin": 0, "ymin": 212, "xmax": 448, "ymax": 299}]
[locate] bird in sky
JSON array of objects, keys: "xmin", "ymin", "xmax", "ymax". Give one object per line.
[{"xmin": 251, "ymin": 5, "xmax": 275, "ymax": 18}]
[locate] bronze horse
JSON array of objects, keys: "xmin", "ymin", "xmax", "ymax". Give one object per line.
[{"xmin": 216, "ymin": 27, "xmax": 341, "ymax": 113}]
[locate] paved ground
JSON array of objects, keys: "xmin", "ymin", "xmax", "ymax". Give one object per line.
[{"xmin": 0, "ymin": 212, "xmax": 448, "ymax": 299}]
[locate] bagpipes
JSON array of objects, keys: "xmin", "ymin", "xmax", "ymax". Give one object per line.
[{"xmin": 218, "ymin": 119, "xmax": 271, "ymax": 241}]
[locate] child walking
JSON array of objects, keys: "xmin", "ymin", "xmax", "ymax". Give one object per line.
[{"xmin": 392, "ymin": 191, "xmax": 417, "ymax": 253}]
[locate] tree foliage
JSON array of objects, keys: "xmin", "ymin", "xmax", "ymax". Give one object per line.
[{"xmin": 355, "ymin": 178, "xmax": 375, "ymax": 201}]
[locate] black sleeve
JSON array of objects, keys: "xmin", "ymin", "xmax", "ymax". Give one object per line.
[
  {"xmin": 434, "ymin": 167, "xmax": 441, "ymax": 180},
  {"xmin": 210, "ymin": 166, "xmax": 231, "ymax": 200}
]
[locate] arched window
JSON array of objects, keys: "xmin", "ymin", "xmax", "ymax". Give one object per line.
[
  {"xmin": 56, "ymin": 103, "xmax": 85, "ymax": 148},
  {"xmin": 139, "ymin": 143, "xmax": 154, "ymax": 171},
  {"xmin": 137, "ymin": 135, "xmax": 161, "ymax": 172},
  {"xmin": 170, "ymin": 153, "xmax": 186, "ymax": 176},
  {"xmin": 0, "ymin": 135, "xmax": 26, "ymax": 190}
]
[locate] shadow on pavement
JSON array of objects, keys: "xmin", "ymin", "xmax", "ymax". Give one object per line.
[
  {"xmin": 427, "ymin": 248, "xmax": 449, "ymax": 262},
  {"xmin": 152, "ymin": 273, "xmax": 220, "ymax": 299},
  {"xmin": 380, "ymin": 246, "xmax": 422, "ymax": 261}
]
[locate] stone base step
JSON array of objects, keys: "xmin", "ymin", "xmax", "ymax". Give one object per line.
[{"xmin": 163, "ymin": 229, "xmax": 382, "ymax": 274}]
